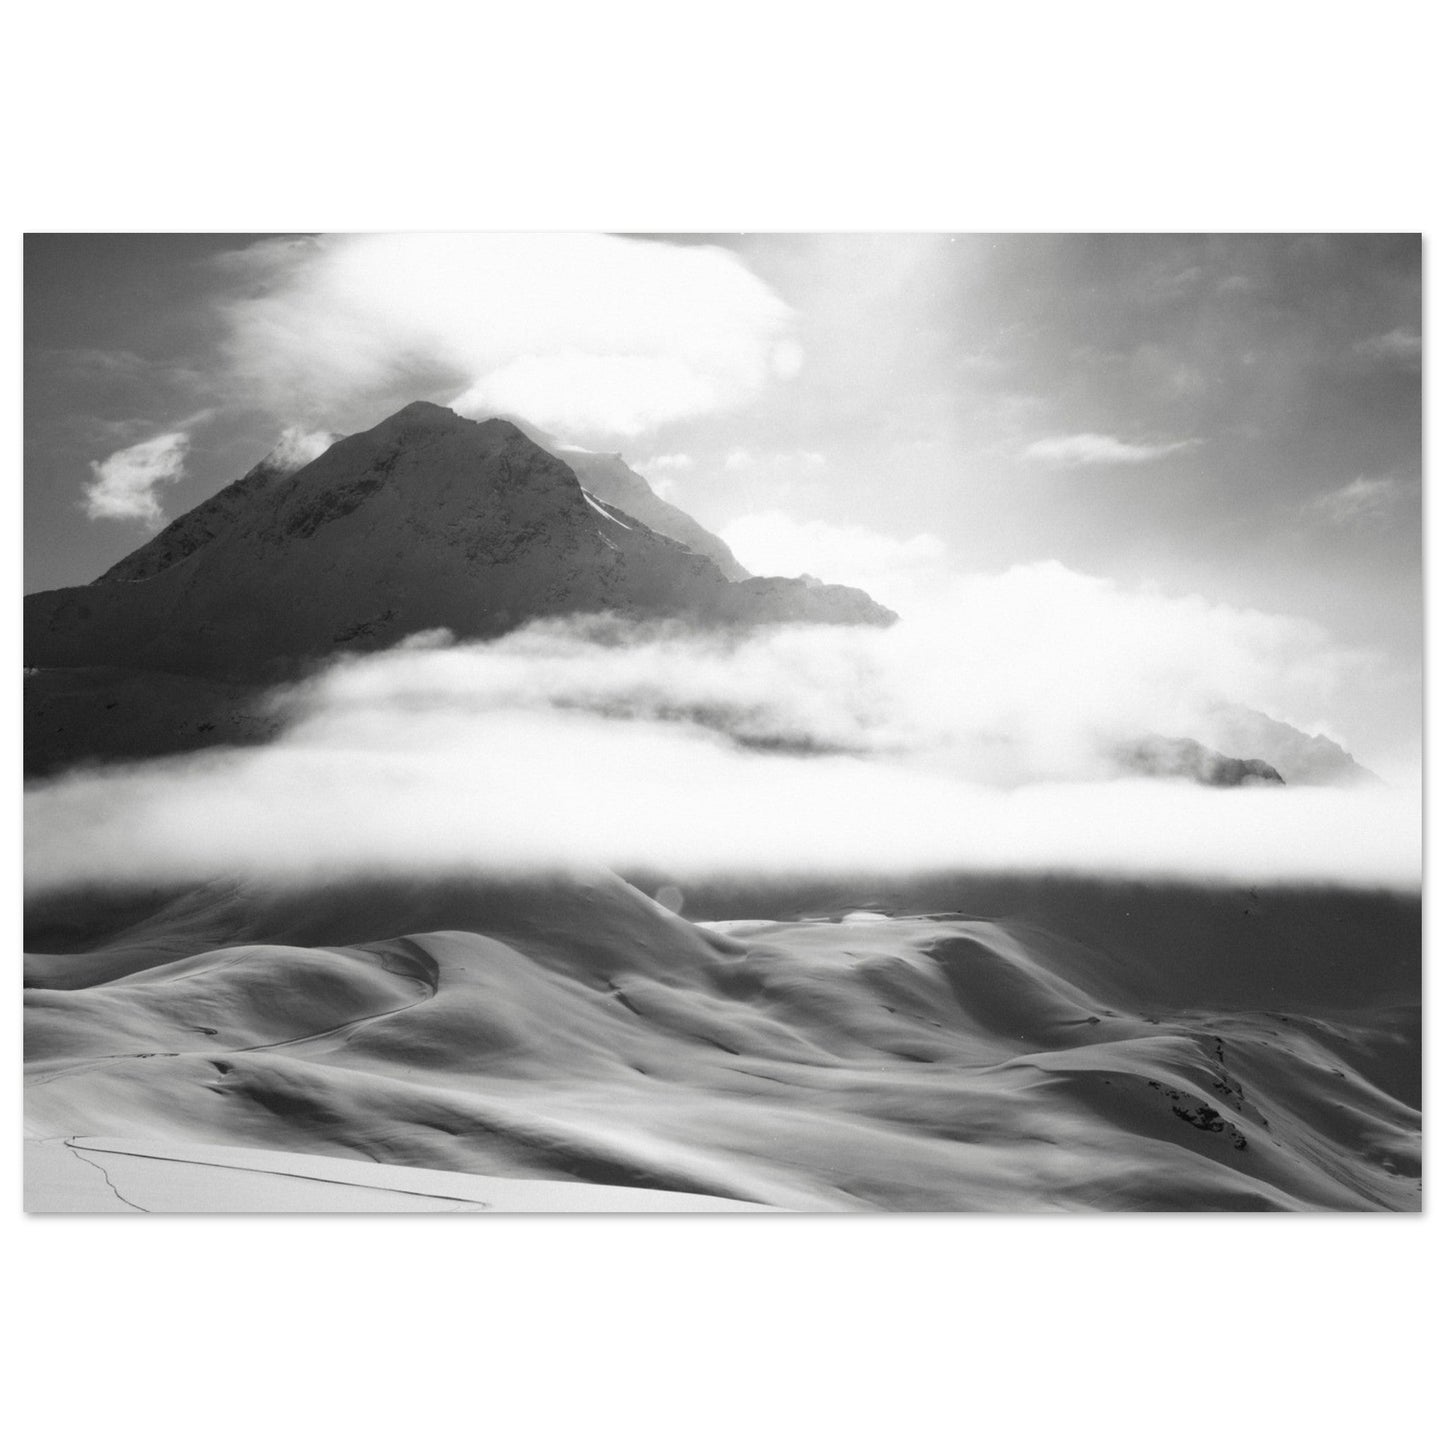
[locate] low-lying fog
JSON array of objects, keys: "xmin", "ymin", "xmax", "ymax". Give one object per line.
[{"xmin": 25, "ymin": 565, "xmax": 1421, "ymax": 895}]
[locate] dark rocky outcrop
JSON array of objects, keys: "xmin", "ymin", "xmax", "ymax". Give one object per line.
[{"xmin": 1116, "ymin": 734, "xmax": 1286, "ymax": 788}]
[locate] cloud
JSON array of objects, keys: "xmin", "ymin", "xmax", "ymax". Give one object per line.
[
  {"xmin": 24, "ymin": 565, "xmax": 1416, "ymax": 898},
  {"xmin": 83, "ymin": 431, "xmax": 190, "ymax": 527},
  {"xmin": 1353, "ymin": 328, "xmax": 1421, "ymax": 366},
  {"xmin": 724, "ymin": 447, "xmax": 826, "ymax": 473},
  {"xmin": 1309, "ymin": 476, "xmax": 1406, "ymax": 525},
  {"xmin": 267, "ymin": 424, "xmax": 337, "ymax": 471},
  {"xmin": 636, "ymin": 453, "xmax": 695, "ymax": 499},
  {"xmin": 216, "ymin": 233, "xmax": 798, "ymax": 437},
  {"xmin": 1021, "ymin": 433, "xmax": 1200, "ymax": 466},
  {"xmin": 24, "ymin": 721, "xmax": 1419, "ymax": 896},
  {"xmin": 721, "ymin": 510, "xmax": 948, "ymax": 608},
  {"xmin": 451, "ymin": 354, "xmax": 721, "ymax": 438}
]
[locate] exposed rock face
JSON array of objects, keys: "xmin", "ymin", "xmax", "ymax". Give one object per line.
[
  {"xmin": 1116, "ymin": 734, "xmax": 1286, "ymax": 788},
  {"xmin": 556, "ymin": 447, "xmax": 751, "ymax": 582},
  {"xmin": 26, "ymin": 403, "xmax": 894, "ymax": 687}
]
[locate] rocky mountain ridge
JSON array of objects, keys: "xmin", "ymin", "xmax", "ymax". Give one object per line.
[
  {"xmin": 559, "ymin": 444, "xmax": 750, "ymax": 582},
  {"xmin": 24, "ymin": 403, "xmax": 894, "ymax": 773},
  {"xmin": 28, "ymin": 403, "xmax": 893, "ymax": 686},
  {"xmin": 492, "ymin": 414, "xmax": 750, "ymax": 582},
  {"xmin": 1115, "ymin": 734, "xmax": 1285, "ymax": 788}
]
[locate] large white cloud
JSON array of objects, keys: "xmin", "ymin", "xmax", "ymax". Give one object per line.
[
  {"xmin": 217, "ymin": 233, "xmax": 799, "ymax": 436},
  {"xmin": 722, "ymin": 510, "xmax": 949, "ymax": 609},
  {"xmin": 25, "ymin": 565, "xmax": 1416, "ymax": 896},
  {"xmin": 84, "ymin": 431, "xmax": 190, "ymax": 528},
  {"xmin": 23, "ymin": 712, "xmax": 1419, "ymax": 895},
  {"xmin": 275, "ymin": 573, "xmax": 1359, "ymax": 778}
]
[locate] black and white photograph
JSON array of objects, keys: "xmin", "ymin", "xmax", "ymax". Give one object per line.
[
  {"xmin": 9, "ymin": 5, "xmax": 1439, "ymax": 1440},
  {"xmin": 23, "ymin": 231, "xmax": 1422, "ymax": 1214}
]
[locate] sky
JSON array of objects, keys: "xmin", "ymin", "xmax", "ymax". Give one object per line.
[{"xmin": 23, "ymin": 232, "xmax": 1422, "ymax": 775}]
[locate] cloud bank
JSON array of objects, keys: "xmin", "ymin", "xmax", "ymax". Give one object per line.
[
  {"xmin": 24, "ymin": 566, "xmax": 1418, "ymax": 896},
  {"xmin": 217, "ymin": 233, "xmax": 798, "ymax": 437},
  {"xmin": 276, "ymin": 566, "xmax": 1367, "ymax": 781},
  {"xmin": 23, "ymin": 718, "xmax": 1419, "ymax": 896},
  {"xmin": 84, "ymin": 431, "xmax": 190, "ymax": 527},
  {"xmin": 722, "ymin": 510, "xmax": 949, "ymax": 609}
]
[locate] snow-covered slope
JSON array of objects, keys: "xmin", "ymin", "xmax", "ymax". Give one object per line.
[
  {"xmin": 558, "ymin": 445, "xmax": 751, "ymax": 581},
  {"xmin": 24, "ymin": 869, "xmax": 1421, "ymax": 1211}
]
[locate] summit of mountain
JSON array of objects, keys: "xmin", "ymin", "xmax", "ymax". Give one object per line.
[
  {"xmin": 27, "ymin": 403, "xmax": 894, "ymax": 685},
  {"xmin": 24, "ymin": 404, "xmax": 895, "ymax": 772}
]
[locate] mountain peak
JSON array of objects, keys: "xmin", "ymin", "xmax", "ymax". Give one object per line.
[
  {"xmin": 362, "ymin": 402, "xmax": 542, "ymax": 457},
  {"xmin": 386, "ymin": 399, "xmax": 462, "ymax": 424},
  {"xmin": 27, "ymin": 402, "xmax": 895, "ymax": 756},
  {"xmin": 377, "ymin": 401, "xmax": 529, "ymax": 436}
]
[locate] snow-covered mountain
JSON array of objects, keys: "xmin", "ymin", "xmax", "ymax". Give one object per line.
[
  {"xmin": 24, "ymin": 403, "xmax": 1373, "ymax": 793},
  {"xmin": 24, "ymin": 403, "xmax": 894, "ymax": 773},
  {"xmin": 27, "ymin": 402, "xmax": 893, "ymax": 684}
]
